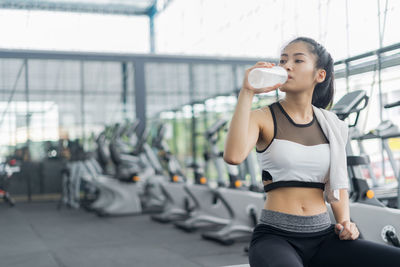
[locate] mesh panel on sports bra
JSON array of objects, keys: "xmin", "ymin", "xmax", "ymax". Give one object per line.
[{"xmin": 272, "ymin": 102, "xmax": 329, "ymax": 146}]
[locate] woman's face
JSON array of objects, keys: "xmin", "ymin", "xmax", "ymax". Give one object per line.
[{"xmin": 278, "ymin": 41, "xmax": 320, "ymax": 93}]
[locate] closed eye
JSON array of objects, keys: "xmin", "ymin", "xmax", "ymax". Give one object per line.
[{"xmin": 279, "ymin": 59, "xmax": 304, "ymax": 64}]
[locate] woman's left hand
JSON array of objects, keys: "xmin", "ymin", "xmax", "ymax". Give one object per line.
[{"xmin": 335, "ymin": 221, "xmax": 359, "ymax": 240}]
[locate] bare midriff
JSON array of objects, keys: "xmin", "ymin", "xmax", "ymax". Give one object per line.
[{"xmin": 263, "ymin": 183, "xmax": 327, "ymax": 216}]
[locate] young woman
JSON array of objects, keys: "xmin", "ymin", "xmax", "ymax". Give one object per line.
[{"xmin": 224, "ymin": 37, "xmax": 400, "ymax": 267}]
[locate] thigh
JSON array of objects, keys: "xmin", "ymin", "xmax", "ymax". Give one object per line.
[
  {"xmin": 310, "ymin": 233, "xmax": 400, "ymax": 267},
  {"xmin": 249, "ymin": 236, "xmax": 304, "ymax": 267}
]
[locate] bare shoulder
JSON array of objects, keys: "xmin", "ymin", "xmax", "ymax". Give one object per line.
[
  {"xmin": 251, "ymin": 106, "xmax": 273, "ymax": 126},
  {"xmin": 251, "ymin": 106, "xmax": 274, "ymax": 145}
]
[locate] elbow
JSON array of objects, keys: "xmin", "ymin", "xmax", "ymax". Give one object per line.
[
  {"xmin": 223, "ymin": 143, "xmax": 246, "ymax": 165},
  {"xmin": 223, "ymin": 153, "xmax": 244, "ymax": 165}
]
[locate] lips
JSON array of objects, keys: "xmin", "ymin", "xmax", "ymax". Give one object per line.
[{"xmin": 287, "ymin": 75, "xmax": 293, "ymax": 80}]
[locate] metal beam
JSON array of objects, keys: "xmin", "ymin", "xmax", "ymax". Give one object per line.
[
  {"xmin": 0, "ymin": 48, "xmax": 266, "ymax": 65},
  {"xmin": 24, "ymin": 58, "xmax": 31, "ymax": 202},
  {"xmin": 133, "ymin": 59, "xmax": 146, "ymax": 136},
  {"xmin": 335, "ymin": 42, "xmax": 400, "ymax": 65},
  {"xmin": 121, "ymin": 62, "xmax": 128, "ymax": 120},
  {"xmin": 80, "ymin": 61, "xmax": 86, "ymax": 145},
  {"xmin": 0, "ymin": 0, "xmax": 155, "ymax": 16},
  {"xmin": 0, "ymin": 89, "xmax": 124, "ymax": 95},
  {"xmin": 148, "ymin": 3, "xmax": 157, "ymax": 53},
  {"xmin": 335, "ymin": 52, "xmax": 400, "ymax": 78}
]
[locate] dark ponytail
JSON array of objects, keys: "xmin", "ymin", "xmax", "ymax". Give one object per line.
[{"xmin": 288, "ymin": 37, "xmax": 334, "ymax": 109}]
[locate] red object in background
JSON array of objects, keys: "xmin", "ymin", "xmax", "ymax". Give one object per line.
[
  {"xmin": 8, "ymin": 159, "xmax": 16, "ymax": 166},
  {"xmin": 362, "ymin": 169, "xmax": 371, "ymax": 179}
]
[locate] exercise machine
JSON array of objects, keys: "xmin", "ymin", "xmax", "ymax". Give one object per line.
[
  {"xmin": 0, "ymin": 158, "xmax": 20, "ymax": 207},
  {"xmin": 331, "ymin": 90, "xmax": 400, "ymax": 247}
]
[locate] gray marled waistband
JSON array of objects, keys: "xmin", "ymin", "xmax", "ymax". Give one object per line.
[{"xmin": 259, "ymin": 209, "xmax": 332, "ymax": 233}]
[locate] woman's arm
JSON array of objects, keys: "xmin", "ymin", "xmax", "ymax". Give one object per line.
[
  {"xmin": 331, "ymin": 189, "xmax": 360, "ymax": 240},
  {"xmin": 223, "ymin": 62, "xmax": 281, "ymax": 165},
  {"xmin": 330, "ymin": 189, "xmax": 350, "ymax": 223},
  {"xmin": 223, "ymin": 89, "xmax": 259, "ymax": 165}
]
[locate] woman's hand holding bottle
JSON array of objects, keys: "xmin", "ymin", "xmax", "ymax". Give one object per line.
[{"xmin": 242, "ymin": 62, "xmax": 285, "ymax": 94}]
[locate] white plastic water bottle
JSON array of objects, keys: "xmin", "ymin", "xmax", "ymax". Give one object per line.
[{"xmin": 248, "ymin": 66, "xmax": 288, "ymax": 89}]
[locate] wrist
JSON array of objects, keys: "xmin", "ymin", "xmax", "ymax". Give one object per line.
[{"xmin": 240, "ymin": 87, "xmax": 255, "ymax": 97}]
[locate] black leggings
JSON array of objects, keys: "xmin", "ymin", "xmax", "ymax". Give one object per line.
[{"xmin": 248, "ymin": 224, "xmax": 400, "ymax": 267}]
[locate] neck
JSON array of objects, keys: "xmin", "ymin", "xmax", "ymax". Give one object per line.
[{"xmin": 280, "ymin": 93, "xmax": 314, "ymax": 120}]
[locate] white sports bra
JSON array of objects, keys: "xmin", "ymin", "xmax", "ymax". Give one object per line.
[{"xmin": 257, "ymin": 102, "xmax": 330, "ymax": 193}]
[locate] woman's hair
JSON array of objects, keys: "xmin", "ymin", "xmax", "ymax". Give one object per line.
[{"xmin": 286, "ymin": 37, "xmax": 335, "ymax": 109}]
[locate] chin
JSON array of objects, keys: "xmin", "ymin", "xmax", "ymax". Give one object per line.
[
  {"xmin": 279, "ymin": 86, "xmax": 289, "ymax": 92},
  {"xmin": 279, "ymin": 84, "xmax": 301, "ymax": 93}
]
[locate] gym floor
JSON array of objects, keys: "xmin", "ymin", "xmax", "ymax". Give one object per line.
[{"xmin": 0, "ymin": 202, "xmax": 249, "ymax": 267}]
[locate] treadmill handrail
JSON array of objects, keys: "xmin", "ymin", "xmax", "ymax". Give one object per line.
[
  {"xmin": 206, "ymin": 119, "xmax": 228, "ymax": 138},
  {"xmin": 384, "ymin": 100, "xmax": 400, "ymax": 109}
]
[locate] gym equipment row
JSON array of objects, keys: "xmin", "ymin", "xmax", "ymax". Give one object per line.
[{"xmin": 55, "ymin": 90, "xmax": 400, "ymax": 254}]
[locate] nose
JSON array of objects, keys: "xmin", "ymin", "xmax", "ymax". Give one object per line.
[{"xmin": 282, "ymin": 61, "xmax": 293, "ymax": 72}]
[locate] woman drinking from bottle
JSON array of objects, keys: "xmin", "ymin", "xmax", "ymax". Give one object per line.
[{"xmin": 224, "ymin": 36, "xmax": 400, "ymax": 267}]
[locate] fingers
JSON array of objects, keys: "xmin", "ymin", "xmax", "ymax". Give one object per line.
[
  {"xmin": 349, "ymin": 223, "xmax": 360, "ymax": 240},
  {"xmin": 339, "ymin": 223, "xmax": 350, "ymax": 240},
  {"xmin": 340, "ymin": 224, "xmax": 352, "ymax": 240},
  {"xmin": 262, "ymin": 83, "xmax": 282, "ymax": 93},
  {"xmin": 335, "ymin": 224, "xmax": 344, "ymax": 235},
  {"xmin": 255, "ymin": 62, "xmax": 275, "ymax": 68},
  {"xmin": 336, "ymin": 222, "xmax": 359, "ymax": 240}
]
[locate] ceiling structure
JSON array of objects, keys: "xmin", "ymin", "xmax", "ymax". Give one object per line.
[
  {"xmin": 0, "ymin": 0, "xmax": 174, "ymax": 52},
  {"xmin": 0, "ymin": 0, "xmax": 173, "ymax": 15}
]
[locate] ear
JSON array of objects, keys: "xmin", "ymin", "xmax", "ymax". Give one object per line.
[{"xmin": 316, "ymin": 69, "xmax": 326, "ymax": 83}]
